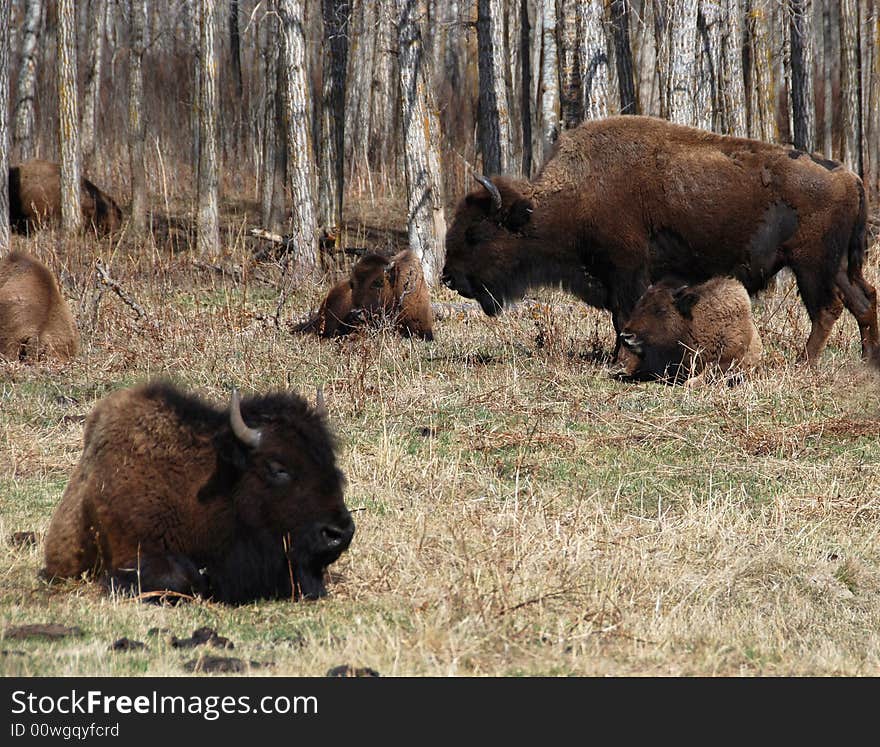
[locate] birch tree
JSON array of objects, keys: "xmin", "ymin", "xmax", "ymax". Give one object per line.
[
  {"xmin": 58, "ymin": 0, "xmax": 82, "ymax": 233},
  {"xmin": 81, "ymin": 0, "xmax": 105, "ymax": 165},
  {"xmin": 839, "ymin": 0, "xmax": 862, "ymax": 174},
  {"xmin": 477, "ymin": 0, "xmax": 513, "ymax": 174},
  {"xmin": 744, "ymin": 0, "xmax": 777, "ymax": 141},
  {"xmin": 581, "ymin": 0, "xmax": 611, "ymax": 120},
  {"xmin": 197, "ymin": 0, "xmax": 219, "ymax": 255},
  {"xmin": 260, "ymin": 2, "xmax": 285, "ymax": 230},
  {"xmin": 229, "ymin": 0, "xmax": 243, "ymax": 98},
  {"xmin": 318, "ymin": 0, "xmax": 351, "ymax": 236},
  {"xmin": 396, "ymin": 0, "xmax": 446, "ymax": 286},
  {"xmin": 667, "ymin": 0, "xmax": 699, "ymax": 126},
  {"xmin": 0, "ymin": 0, "xmax": 9, "ymax": 253},
  {"xmin": 279, "ymin": 0, "xmax": 320, "ymax": 279},
  {"xmin": 540, "ymin": 0, "xmax": 560, "ymax": 160},
  {"xmin": 520, "ymin": 0, "xmax": 533, "ymax": 176},
  {"xmin": 13, "ymin": 0, "xmax": 41, "ymax": 161},
  {"xmin": 129, "ymin": 0, "xmax": 148, "ymax": 234}
]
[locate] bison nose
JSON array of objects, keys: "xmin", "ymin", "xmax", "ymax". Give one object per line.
[{"xmin": 319, "ymin": 513, "xmax": 355, "ymax": 552}]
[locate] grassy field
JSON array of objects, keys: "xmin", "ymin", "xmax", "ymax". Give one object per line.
[{"xmin": 2, "ymin": 210, "xmax": 879, "ymax": 677}]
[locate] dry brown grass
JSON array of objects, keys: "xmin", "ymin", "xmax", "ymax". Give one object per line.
[{"xmin": 1, "ymin": 209, "xmax": 880, "ymax": 677}]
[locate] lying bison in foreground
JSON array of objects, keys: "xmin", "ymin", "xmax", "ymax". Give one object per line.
[
  {"xmin": 613, "ymin": 277, "xmax": 763, "ymax": 383},
  {"xmin": 9, "ymin": 159, "xmax": 123, "ymax": 235},
  {"xmin": 42, "ymin": 382, "xmax": 354, "ymax": 603},
  {"xmin": 0, "ymin": 251, "xmax": 79, "ymax": 361},
  {"xmin": 443, "ymin": 115, "xmax": 877, "ymax": 364},
  {"xmin": 296, "ymin": 249, "xmax": 434, "ymax": 340}
]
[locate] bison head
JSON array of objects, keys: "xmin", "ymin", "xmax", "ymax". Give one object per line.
[
  {"xmin": 226, "ymin": 389, "xmax": 354, "ymax": 599},
  {"xmin": 614, "ymin": 281, "xmax": 700, "ymax": 383},
  {"xmin": 443, "ymin": 175, "xmax": 535, "ymax": 316},
  {"xmin": 349, "ymin": 253, "xmax": 395, "ymax": 321}
]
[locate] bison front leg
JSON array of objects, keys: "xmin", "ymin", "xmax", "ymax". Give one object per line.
[{"xmin": 105, "ymin": 552, "xmax": 208, "ymax": 602}]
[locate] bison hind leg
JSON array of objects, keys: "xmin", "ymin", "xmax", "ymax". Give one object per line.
[{"xmin": 105, "ymin": 553, "xmax": 209, "ymax": 604}]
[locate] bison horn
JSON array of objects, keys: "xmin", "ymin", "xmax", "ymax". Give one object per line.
[
  {"xmin": 473, "ymin": 173, "xmax": 503, "ymax": 212},
  {"xmin": 230, "ymin": 389, "xmax": 262, "ymax": 449},
  {"xmin": 315, "ymin": 386, "xmax": 328, "ymax": 418}
]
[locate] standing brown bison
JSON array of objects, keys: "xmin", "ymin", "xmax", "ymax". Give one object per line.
[
  {"xmin": 443, "ymin": 116, "xmax": 877, "ymax": 363},
  {"xmin": 9, "ymin": 159, "xmax": 123, "ymax": 235},
  {"xmin": 0, "ymin": 251, "xmax": 79, "ymax": 360},
  {"xmin": 614, "ymin": 277, "xmax": 763, "ymax": 383},
  {"xmin": 42, "ymin": 382, "xmax": 355, "ymax": 603},
  {"xmin": 296, "ymin": 249, "xmax": 434, "ymax": 340}
]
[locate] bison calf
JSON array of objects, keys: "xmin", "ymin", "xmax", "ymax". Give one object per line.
[
  {"xmin": 42, "ymin": 382, "xmax": 354, "ymax": 604},
  {"xmin": 296, "ymin": 250, "xmax": 434, "ymax": 340},
  {"xmin": 0, "ymin": 251, "xmax": 79, "ymax": 361},
  {"xmin": 614, "ymin": 277, "xmax": 763, "ymax": 383},
  {"xmin": 9, "ymin": 159, "xmax": 123, "ymax": 235}
]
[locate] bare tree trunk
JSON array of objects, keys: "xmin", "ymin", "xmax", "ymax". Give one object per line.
[
  {"xmin": 279, "ymin": 0, "xmax": 320, "ymax": 279},
  {"xmin": 397, "ymin": 0, "xmax": 446, "ymax": 286},
  {"xmin": 581, "ymin": 0, "xmax": 611, "ymax": 120},
  {"xmin": 478, "ymin": 0, "xmax": 513, "ymax": 174},
  {"xmin": 81, "ymin": 0, "xmax": 105, "ymax": 166},
  {"xmin": 788, "ymin": 0, "xmax": 815, "ymax": 151},
  {"xmin": 859, "ymin": 0, "xmax": 875, "ymax": 195},
  {"xmin": 13, "ymin": 0, "xmax": 41, "ymax": 162},
  {"xmin": 821, "ymin": 2, "xmax": 835, "ymax": 157},
  {"xmin": 0, "ymin": 0, "xmax": 9, "ymax": 253},
  {"xmin": 318, "ymin": 0, "xmax": 351, "ymax": 235},
  {"xmin": 346, "ymin": 0, "xmax": 377, "ymax": 174},
  {"xmin": 610, "ymin": 0, "xmax": 637, "ymax": 115},
  {"xmin": 744, "ymin": 0, "xmax": 777, "ymax": 141},
  {"xmin": 58, "ymin": 0, "xmax": 82, "ymax": 233},
  {"xmin": 229, "ymin": 0, "xmax": 243, "ymax": 99},
  {"xmin": 129, "ymin": 0, "xmax": 147, "ymax": 235},
  {"xmin": 719, "ymin": 0, "xmax": 746, "ymax": 136},
  {"xmin": 666, "ymin": 0, "xmax": 699, "ymax": 126},
  {"xmin": 187, "ymin": 1, "xmax": 202, "ymax": 179},
  {"xmin": 839, "ymin": 0, "xmax": 862, "ymax": 175},
  {"xmin": 260, "ymin": 2, "xmax": 282, "ymax": 229},
  {"xmin": 558, "ymin": 0, "xmax": 583, "ymax": 127},
  {"xmin": 197, "ymin": 0, "xmax": 219, "ymax": 255},
  {"xmin": 539, "ymin": 0, "xmax": 560, "ymax": 160},
  {"xmin": 369, "ymin": 6, "xmax": 398, "ymax": 172},
  {"xmin": 519, "ymin": 0, "xmax": 533, "ymax": 177}
]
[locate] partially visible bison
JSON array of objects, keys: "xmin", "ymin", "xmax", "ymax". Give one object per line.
[
  {"xmin": 9, "ymin": 159, "xmax": 123, "ymax": 235},
  {"xmin": 296, "ymin": 249, "xmax": 434, "ymax": 340},
  {"xmin": 42, "ymin": 382, "xmax": 355, "ymax": 603},
  {"xmin": 614, "ymin": 277, "xmax": 763, "ymax": 383},
  {"xmin": 0, "ymin": 251, "xmax": 79, "ymax": 361},
  {"xmin": 442, "ymin": 115, "xmax": 877, "ymax": 364}
]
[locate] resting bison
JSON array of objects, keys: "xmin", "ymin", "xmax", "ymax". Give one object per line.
[
  {"xmin": 296, "ymin": 250, "xmax": 434, "ymax": 340},
  {"xmin": 42, "ymin": 382, "xmax": 355, "ymax": 603},
  {"xmin": 614, "ymin": 277, "xmax": 763, "ymax": 383},
  {"xmin": 443, "ymin": 115, "xmax": 877, "ymax": 364},
  {"xmin": 9, "ymin": 159, "xmax": 123, "ymax": 235},
  {"xmin": 0, "ymin": 251, "xmax": 79, "ymax": 361}
]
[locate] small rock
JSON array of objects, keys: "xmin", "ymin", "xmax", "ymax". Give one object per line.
[
  {"xmin": 326, "ymin": 664, "xmax": 380, "ymax": 678},
  {"xmin": 110, "ymin": 638, "xmax": 147, "ymax": 652},
  {"xmin": 4, "ymin": 624, "xmax": 83, "ymax": 641}
]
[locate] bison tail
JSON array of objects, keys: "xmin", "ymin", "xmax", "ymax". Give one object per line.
[{"xmin": 848, "ymin": 180, "xmax": 868, "ymax": 282}]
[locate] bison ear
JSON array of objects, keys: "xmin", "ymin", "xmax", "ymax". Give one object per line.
[
  {"xmin": 505, "ymin": 199, "xmax": 534, "ymax": 231},
  {"xmin": 672, "ymin": 287, "xmax": 699, "ymax": 319}
]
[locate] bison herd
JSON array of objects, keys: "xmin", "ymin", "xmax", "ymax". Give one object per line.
[{"xmin": 3, "ymin": 115, "xmax": 878, "ymax": 605}]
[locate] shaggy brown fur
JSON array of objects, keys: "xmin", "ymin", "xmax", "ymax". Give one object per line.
[
  {"xmin": 42, "ymin": 381, "xmax": 354, "ymax": 604},
  {"xmin": 614, "ymin": 277, "xmax": 763, "ymax": 383},
  {"xmin": 9, "ymin": 159, "xmax": 123, "ymax": 235},
  {"xmin": 296, "ymin": 250, "xmax": 434, "ymax": 340},
  {"xmin": 0, "ymin": 251, "xmax": 79, "ymax": 361},
  {"xmin": 443, "ymin": 115, "xmax": 877, "ymax": 364}
]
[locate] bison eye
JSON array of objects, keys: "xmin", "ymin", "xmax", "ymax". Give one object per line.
[
  {"xmin": 266, "ymin": 460, "xmax": 291, "ymax": 485},
  {"xmin": 372, "ymin": 279, "xmax": 384, "ymax": 289}
]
